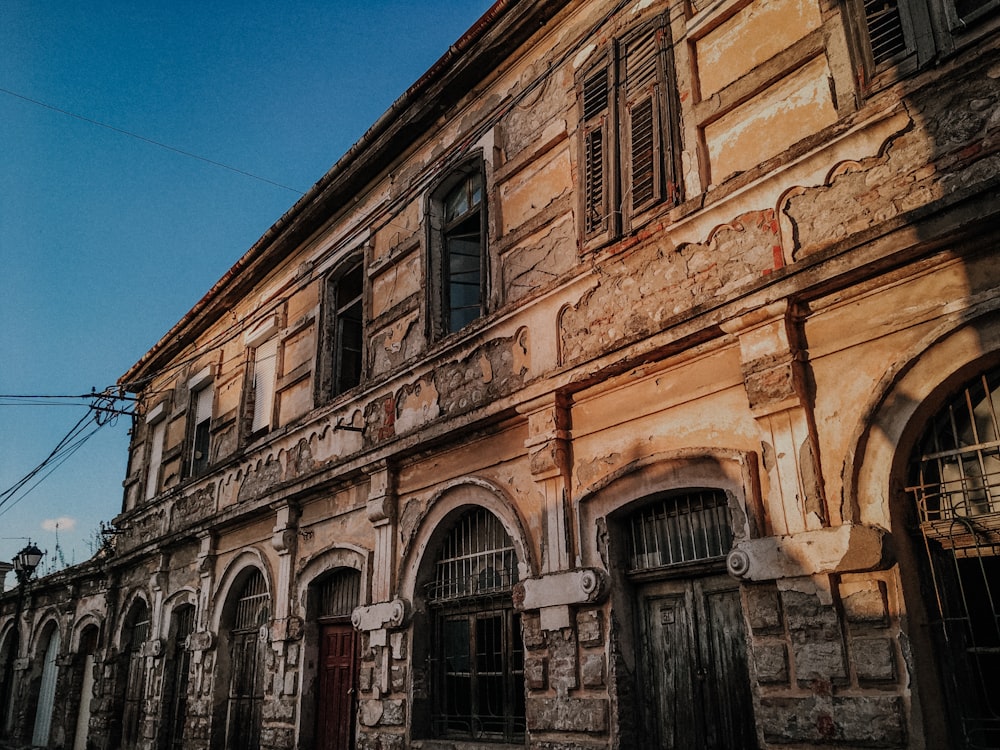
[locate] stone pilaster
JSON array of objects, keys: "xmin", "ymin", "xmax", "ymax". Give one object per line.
[
  {"xmin": 519, "ymin": 394, "xmax": 573, "ymax": 574},
  {"xmin": 722, "ymin": 301, "xmax": 828, "ymax": 534}
]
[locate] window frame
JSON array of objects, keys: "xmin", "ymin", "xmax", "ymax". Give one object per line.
[
  {"xmin": 427, "ymin": 155, "xmax": 488, "ymax": 341},
  {"xmin": 248, "ymin": 335, "xmax": 279, "ymax": 439},
  {"xmin": 317, "ymin": 256, "xmax": 365, "ymax": 402},
  {"xmin": 143, "ymin": 401, "xmax": 168, "ymax": 501},
  {"xmin": 186, "ymin": 366, "xmax": 214, "ymax": 479},
  {"xmin": 578, "ymin": 14, "xmax": 682, "ymax": 251}
]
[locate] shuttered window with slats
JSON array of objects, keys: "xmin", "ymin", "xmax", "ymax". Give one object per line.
[{"xmin": 579, "ymin": 16, "xmax": 681, "ymax": 247}]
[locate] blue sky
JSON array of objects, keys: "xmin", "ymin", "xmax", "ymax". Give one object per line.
[{"xmin": 0, "ymin": 1, "xmax": 496, "ymax": 575}]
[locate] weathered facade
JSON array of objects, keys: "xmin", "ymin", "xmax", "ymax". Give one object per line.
[{"xmin": 3, "ymin": 0, "xmax": 1000, "ymax": 748}]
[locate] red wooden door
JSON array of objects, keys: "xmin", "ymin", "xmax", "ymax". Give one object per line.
[{"xmin": 317, "ymin": 624, "xmax": 358, "ymax": 750}]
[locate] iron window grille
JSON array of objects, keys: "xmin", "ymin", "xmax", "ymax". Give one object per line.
[
  {"xmin": 625, "ymin": 489, "xmax": 733, "ymax": 572},
  {"xmin": 426, "ymin": 508, "xmax": 525, "ymax": 742},
  {"xmin": 316, "ymin": 568, "xmax": 361, "ymax": 620},
  {"xmin": 907, "ymin": 366, "xmax": 1000, "ymax": 748}
]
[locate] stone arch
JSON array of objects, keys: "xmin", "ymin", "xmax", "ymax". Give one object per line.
[
  {"xmin": 69, "ymin": 614, "xmax": 103, "ymax": 655},
  {"xmin": 209, "ymin": 547, "xmax": 273, "ymax": 634},
  {"xmin": 398, "ymin": 476, "xmax": 536, "ymax": 601},
  {"xmin": 841, "ymin": 307, "xmax": 1000, "ymax": 747},
  {"xmin": 297, "ymin": 546, "xmax": 369, "ymax": 750},
  {"xmin": 846, "ymin": 311, "xmax": 1000, "ymax": 530},
  {"xmin": 576, "ymin": 447, "xmax": 762, "ymax": 570}
]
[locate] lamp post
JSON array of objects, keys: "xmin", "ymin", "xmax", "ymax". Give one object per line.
[{"xmin": 12, "ymin": 542, "xmax": 43, "ymax": 587}]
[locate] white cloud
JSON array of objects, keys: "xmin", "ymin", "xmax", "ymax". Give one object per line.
[{"xmin": 41, "ymin": 517, "xmax": 77, "ymax": 533}]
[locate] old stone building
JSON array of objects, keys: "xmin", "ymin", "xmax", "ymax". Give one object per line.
[{"xmin": 3, "ymin": 0, "xmax": 1000, "ymax": 748}]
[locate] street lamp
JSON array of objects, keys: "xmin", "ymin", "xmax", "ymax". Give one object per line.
[{"xmin": 12, "ymin": 542, "xmax": 43, "ymax": 586}]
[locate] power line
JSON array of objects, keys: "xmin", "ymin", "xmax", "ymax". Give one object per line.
[{"xmin": 0, "ymin": 86, "xmax": 307, "ymax": 196}]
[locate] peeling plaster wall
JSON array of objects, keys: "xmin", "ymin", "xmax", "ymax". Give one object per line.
[{"xmin": 14, "ymin": 1, "xmax": 1000, "ymax": 749}]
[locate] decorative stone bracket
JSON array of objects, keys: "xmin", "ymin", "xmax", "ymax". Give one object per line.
[
  {"xmin": 186, "ymin": 630, "xmax": 216, "ymax": 652},
  {"xmin": 726, "ymin": 524, "xmax": 887, "ymax": 582},
  {"xmin": 352, "ymin": 598, "xmax": 409, "ymax": 648},
  {"xmin": 141, "ymin": 639, "xmax": 164, "ymax": 658},
  {"xmin": 513, "ymin": 568, "xmax": 606, "ymax": 631}
]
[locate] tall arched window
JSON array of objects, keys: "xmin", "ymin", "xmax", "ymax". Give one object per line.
[
  {"xmin": 223, "ymin": 570, "xmax": 269, "ymax": 750},
  {"xmin": 117, "ymin": 600, "xmax": 150, "ymax": 750},
  {"xmin": 31, "ymin": 625, "xmax": 61, "ymax": 747},
  {"xmin": 428, "ymin": 158, "xmax": 487, "ymax": 338},
  {"xmin": 0, "ymin": 626, "xmax": 18, "ymax": 738},
  {"xmin": 425, "ymin": 507, "xmax": 524, "ymax": 742},
  {"xmin": 71, "ymin": 625, "xmax": 99, "ymax": 750},
  {"xmin": 162, "ymin": 605, "xmax": 195, "ymax": 750},
  {"xmin": 907, "ymin": 366, "xmax": 1000, "ymax": 747}
]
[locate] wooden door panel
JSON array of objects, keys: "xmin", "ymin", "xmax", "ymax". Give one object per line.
[
  {"xmin": 639, "ymin": 575, "xmax": 757, "ymax": 750},
  {"xmin": 317, "ymin": 624, "xmax": 358, "ymax": 750}
]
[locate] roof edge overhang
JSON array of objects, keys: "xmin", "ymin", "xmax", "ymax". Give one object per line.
[{"xmin": 119, "ymin": 0, "xmax": 570, "ymax": 392}]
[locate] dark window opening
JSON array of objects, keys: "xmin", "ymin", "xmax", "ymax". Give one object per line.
[
  {"xmin": 626, "ymin": 489, "xmax": 733, "ymax": 572},
  {"xmin": 907, "ymin": 366, "xmax": 1000, "ymax": 748}
]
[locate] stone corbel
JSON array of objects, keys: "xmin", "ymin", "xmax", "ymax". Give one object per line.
[
  {"xmin": 726, "ymin": 524, "xmax": 887, "ymax": 582},
  {"xmin": 352, "ymin": 598, "xmax": 409, "ymax": 633},
  {"xmin": 186, "ymin": 630, "xmax": 215, "ymax": 652},
  {"xmin": 141, "ymin": 639, "xmax": 164, "ymax": 658},
  {"xmin": 366, "ymin": 461, "xmax": 397, "ymax": 526},
  {"xmin": 512, "ymin": 568, "xmax": 607, "ymax": 631}
]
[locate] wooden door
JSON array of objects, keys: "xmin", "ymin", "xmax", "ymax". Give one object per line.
[
  {"xmin": 639, "ymin": 574, "xmax": 757, "ymax": 749},
  {"xmin": 316, "ymin": 624, "xmax": 357, "ymax": 750}
]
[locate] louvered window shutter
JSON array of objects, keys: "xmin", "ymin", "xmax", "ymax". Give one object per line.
[
  {"xmin": 252, "ymin": 337, "xmax": 278, "ymax": 433},
  {"xmin": 623, "ymin": 26, "xmax": 663, "ymax": 220},
  {"xmin": 862, "ymin": 0, "xmax": 909, "ymax": 68},
  {"xmin": 582, "ymin": 65, "xmax": 611, "ymax": 239}
]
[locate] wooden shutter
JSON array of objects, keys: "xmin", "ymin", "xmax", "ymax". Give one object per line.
[
  {"xmin": 862, "ymin": 0, "xmax": 908, "ymax": 67},
  {"xmin": 622, "ymin": 25, "xmax": 664, "ymax": 221},
  {"xmin": 144, "ymin": 419, "xmax": 166, "ymax": 500},
  {"xmin": 581, "ymin": 64, "xmax": 612, "ymax": 240},
  {"xmin": 252, "ymin": 338, "xmax": 278, "ymax": 433}
]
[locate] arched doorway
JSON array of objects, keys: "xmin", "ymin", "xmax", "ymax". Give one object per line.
[
  {"xmin": 311, "ymin": 568, "xmax": 361, "ymax": 750},
  {"xmin": 906, "ymin": 365, "xmax": 1000, "ymax": 747},
  {"xmin": 616, "ymin": 488, "xmax": 757, "ymax": 749},
  {"xmin": 0, "ymin": 625, "xmax": 18, "ymax": 738}
]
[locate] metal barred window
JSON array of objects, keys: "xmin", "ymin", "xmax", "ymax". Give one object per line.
[
  {"xmin": 316, "ymin": 568, "xmax": 361, "ymax": 620},
  {"xmin": 233, "ymin": 571, "xmax": 270, "ymax": 631},
  {"xmin": 626, "ymin": 489, "xmax": 733, "ymax": 571},
  {"xmin": 907, "ymin": 367, "xmax": 1000, "ymax": 748},
  {"xmin": 427, "ymin": 508, "xmax": 525, "ymax": 742}
]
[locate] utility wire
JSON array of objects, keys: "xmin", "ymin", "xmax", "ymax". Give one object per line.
[
  {"xmin": 0, "ymin": 390, "xmax": 135, "ymax": 515},
  {"xmin": 0, "ymin": 86, "xmax": 306, "ymax": 196}
]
